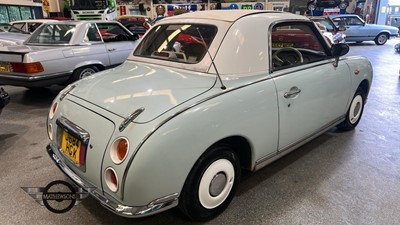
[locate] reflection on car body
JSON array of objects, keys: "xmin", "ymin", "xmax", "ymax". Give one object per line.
[
  {"xmin": 0, "ymin": 20, "xmax": 139, "ymax": 88},
  {"xmin": 46, "ymin": 10, "xmax": 373, "ymax": 221}
]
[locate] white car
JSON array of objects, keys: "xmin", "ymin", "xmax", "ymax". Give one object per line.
[
  {"xmin": 0, "ymin": 20, "xmax": 139, "ymax": 87},
  {"xmin": 0, "ymin": 19, "xmax": 57, "ymax": 47}
]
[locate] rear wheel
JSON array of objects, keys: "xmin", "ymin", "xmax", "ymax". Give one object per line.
[
  {"xmin": 374, "ymin": 33, "xmax": 388, "ymax": 45},
  {"xmin": 179, "ymin": 145, "xmax": 240, "ymax": 221},
  {"xmin": 337, "ymin": 87, "xmax": 365, "ymax": 131},
  {"xmin": 70, "ymin": 66, "xmax": 99, "ymax": 83}
]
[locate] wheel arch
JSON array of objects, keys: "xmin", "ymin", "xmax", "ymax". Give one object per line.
[
  {"xmin": 209, "ymin": 136, "xmax": 252, "ymax": 171},
  {"xmin": 73, "ymin": 63, "xmax": 105, "ymax": 73},
  {"xmin": 377, "ymin": 31, "xmax": 390, "ymax": 37},
  {"xmin": 358, "ymin": 79, "xmax": 370, "ymax": 98}
]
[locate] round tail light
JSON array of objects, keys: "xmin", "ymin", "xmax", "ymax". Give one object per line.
[
  {"xmin": 105, "ymin": 167, "xmax": 118, "ymax": 192},
  {"xmin": 48, "ymin": 123, "xmax": 53, "ymax": 140},
  {"xmin": 49, "ymin": 101, "xmax": 58, "ymax": 120},
  {"xmin": 110, "ymin": 137, "xmax": 129, "ymax": 164}
]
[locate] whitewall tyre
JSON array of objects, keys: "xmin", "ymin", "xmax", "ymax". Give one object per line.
[
  {"xmin": 337, "ymin": 87, "xmax": 365, "ymax": 131},
  {"xmin": 179, "ymin": 145, "xmax": 241, "ymax": 221}
]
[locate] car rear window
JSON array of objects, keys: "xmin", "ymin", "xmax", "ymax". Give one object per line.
[
  {"xmin": 27, "ymin": 24, "xmax": 76, "ymax": 44},
  {"xmin": 133, "ymin": 24, "xmax": 217, "ymax": 64}
]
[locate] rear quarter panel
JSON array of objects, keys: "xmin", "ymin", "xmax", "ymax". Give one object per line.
[{"xmin": 121, "ymin": 76, "xmax": 280, "ymax": 206}]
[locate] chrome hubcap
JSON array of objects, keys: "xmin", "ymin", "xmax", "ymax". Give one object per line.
[
  {"xmin": 80, "ymin": 69, "xmax": 95, "ymax": 79},
  {"xmin": 209, "ymin": 172, "xmax": 227, "ymax": 197}
]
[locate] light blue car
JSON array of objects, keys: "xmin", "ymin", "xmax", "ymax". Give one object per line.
[
  {"xmin": 46, "ymin": 10, "xmax": 373, "ymax": 221},
  {"xmin": 329, "ymin": 14, "xmax": 399, "ymax": 45}
]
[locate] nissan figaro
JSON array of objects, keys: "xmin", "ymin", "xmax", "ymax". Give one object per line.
[{"xmin": 46, "ymin": 10, "xmax": 373, "ymax": 221}]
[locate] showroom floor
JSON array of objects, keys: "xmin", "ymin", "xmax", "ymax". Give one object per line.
[{"xmin": 0, "ymin": 39, "xmax": 399, "ymax": 225}]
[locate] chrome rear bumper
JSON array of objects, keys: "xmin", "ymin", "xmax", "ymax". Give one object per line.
[{"xmin": 46, "ymin": 143, "xmax": 179, "ymax": 218}]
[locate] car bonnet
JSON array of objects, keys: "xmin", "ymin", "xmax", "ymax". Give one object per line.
[{"xmin": 68, "ymin": 61, "xmax": 217, "ymax": 123}]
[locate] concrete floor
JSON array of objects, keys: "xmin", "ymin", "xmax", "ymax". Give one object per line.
[{"xmin": 0, "ymin": 39, "xmax": 399, "ymax": 225}]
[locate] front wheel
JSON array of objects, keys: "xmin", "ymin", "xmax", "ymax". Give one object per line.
[
  {"xmin": 374, "ymin": 33, "xmax": 388, "ymax": 45},
  {"xmin": 179, "ymin": 145, "xmax": 241, "ymax": 221},
  {"xmin": 337, "ymin": 88, "xmax": 365, "ymax": 131}
]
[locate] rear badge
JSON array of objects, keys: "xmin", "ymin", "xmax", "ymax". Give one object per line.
[{"xmin": 21, "ymin": 180, "xmax": 95, "ymax": 213}]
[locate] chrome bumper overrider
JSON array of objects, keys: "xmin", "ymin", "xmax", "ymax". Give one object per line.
[{"xmin": 46, "ymin": 143, "xmax": 179, "ymax": 218}]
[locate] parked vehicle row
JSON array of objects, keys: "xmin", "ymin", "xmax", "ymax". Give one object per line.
[{"xmin": 45, "ymin": 10, "xmax": 372, "ymax": 221}]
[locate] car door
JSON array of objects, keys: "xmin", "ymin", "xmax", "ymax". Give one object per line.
[
  {"xmin": 96, "ymin": 22, "xmax": 137, "ymax": 66},
  {"xmin": 269, "ymin": 22, "xmax": 351, "ymax": 150}
]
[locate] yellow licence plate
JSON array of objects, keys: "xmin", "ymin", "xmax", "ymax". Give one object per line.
[
  {"xmin": 60, "ymin": 130, "xmax": 81, "ymax": 165},
  {"xmin": 0, "ymin": 63, "xmax": 11, "ymax": 72}
]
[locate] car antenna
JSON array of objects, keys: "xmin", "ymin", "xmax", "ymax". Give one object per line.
[{"xmin": 196, "ymin": 27, "xmax": 226, "ymax": 90}]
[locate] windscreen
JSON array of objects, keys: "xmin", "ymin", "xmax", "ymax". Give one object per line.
[
  {"xmin": 133, "ymin": 24, "xmax": 217, "ymax": 64},
  {"xmin": 71, "ymin": 0, "xmax": 107, "ymax": 10}
]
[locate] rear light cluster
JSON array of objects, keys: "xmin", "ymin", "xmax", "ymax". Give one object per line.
[
  {"xmin": 47, "ymin": 101, "xmax": 59, "ymax": 141},
  {"xmin": 11, "ymin": 62, "xmax": 44, "ymax": 73},
  {"xmin": 105, "ymin": 167, "xmax": 118, "ymax": 192},
  {"xmin": 106, "ymin": 137, "xmax": 130, "ymax": 192},
  {"xmin": 110, "ymin": 138, "xmax": 129, "ymax": 164}
]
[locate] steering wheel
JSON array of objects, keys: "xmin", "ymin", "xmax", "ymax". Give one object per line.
[
  {"xmin": 115, "ymin": 34, "xmax": 128, "ymax": 41},
  {"xmin": 272, "ymin": 47, "xmax": 304, "ymax": 65}
]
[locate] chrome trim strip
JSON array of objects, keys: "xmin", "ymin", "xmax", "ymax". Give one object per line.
[
  {"xmin": 119, "ymin": 107, "xmax": 145, "ymax": 132},
  {"xmin": 47, "ymin": 143, "xmax": 179, "ymax": 218},
  {"xmin": 254, "ymin": 115, "xmax": 345, "ymax": 171},
  {"xmin": 56, "ymin": 116, "xmax": 90, "ymax": 144}
]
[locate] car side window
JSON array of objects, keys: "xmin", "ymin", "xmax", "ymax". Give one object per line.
[
  {"xmin": 27, "ymin": 22, "xmax": 41, "ymax": 33},
  {"xmin": 271, "ymin": 22, "xmax": 328, "ymax": 71},
  {"xmin": 96, "ymin": 23, "xmax": 131, "ymax": 42},
  {"xmin": 347, "ymin": 17, "xmax": 363, "ymax": 25},
  {"xmin": 84, "ymin": 24, "xmax": 102, "ymax": 42}
]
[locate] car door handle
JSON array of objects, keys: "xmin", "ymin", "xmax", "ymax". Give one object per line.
[
  {"xmin": 108, "ymin": 48, "xmax": 116, "ymax": 52},
  {"xmin": 284, "ymin": 87, "xmax": 301, "ymax": 98}
]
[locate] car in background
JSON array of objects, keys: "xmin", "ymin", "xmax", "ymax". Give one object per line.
[
  {"xmin": 0, "ymin": 87, "xmax": 10, "ymax": 115},
  {"xmin": 46, "ymin": 10, "xmax": 372, "ymax": 221},
  {"xmin": 329, "ymin": 14, "xmax": 399, "ymax": 45},
  {"xmin": 116, "ymin": 15, "xmax": 150, "ymax": 37},
  {"xmin": 0, "ymin": 23, "xmax": 11, "ymax": 32},
  {"xmin": 0, "ymin": 20, "xmax": 139, "ymax": 88},
  {"xmin": 10, "ymin": 19, "xmax": 54, "ymax": 34},
  {"xmin": 309, "ymin": 16, "xmax": 346, "ymax": 44},
  {"xmin": 307, "ymin": 0, "xmax": 349, "ymax": 10},
  {"xmin": 0, "ymin": 19, "xmax": 58, "ymax": 47}
]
